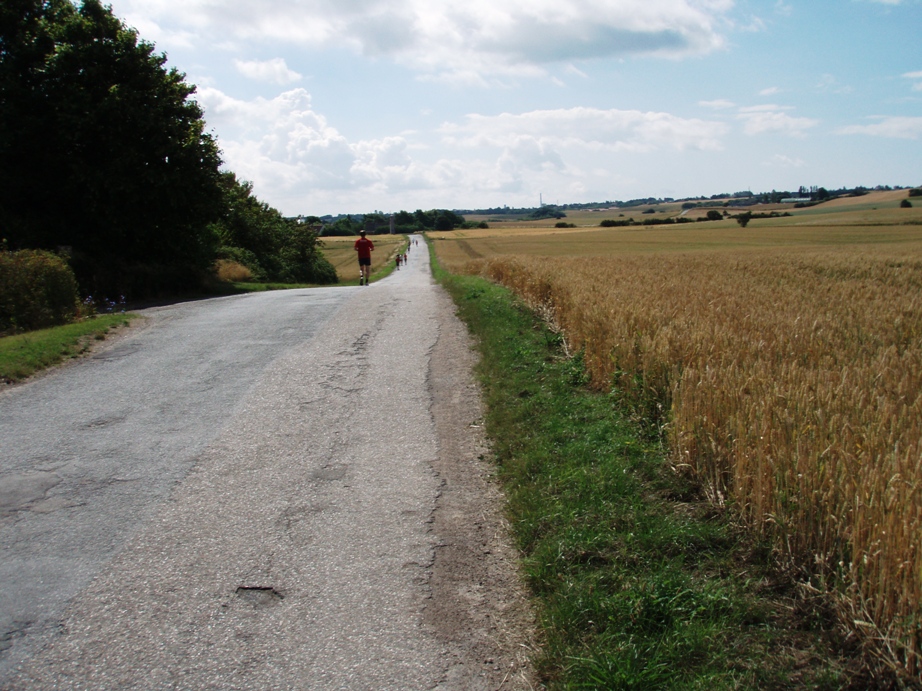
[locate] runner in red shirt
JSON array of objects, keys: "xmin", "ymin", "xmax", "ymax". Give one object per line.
[{"xmin": 354, "ymin": 231, "xmax": 374, "ymax": 285}]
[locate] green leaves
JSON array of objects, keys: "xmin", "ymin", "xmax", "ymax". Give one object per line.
[{"xmin": 0, "ymin": 0, "xmax": 223, "ymax": 297}]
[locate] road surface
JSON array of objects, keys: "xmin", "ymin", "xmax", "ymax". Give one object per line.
[{"xmin": 0, "ymin": 237, "xmax": 534, "ymax": 689}]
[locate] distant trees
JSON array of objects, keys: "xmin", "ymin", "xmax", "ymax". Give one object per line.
[
  {"xmin": 322, "ymin": 216, "xmax": 361, "ymax": 236},
  {"xmin": 527, "ymin": 206, "xmax": 565, "ymax": 220},
  {"xmin": 391, "ymin": 209, "xmax": 464, "ymax": 233},
  {"xmin": 362, "ymin": 212, "xmax": 389, "ymax": 234},
  {"xmin": 0, "ymin": 0, "xmax": 225, "ymax": 296}
]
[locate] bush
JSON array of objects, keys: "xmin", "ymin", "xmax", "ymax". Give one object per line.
[
  {"xmin": 0, "ymin": 250, "xmax": 80, "ymax": 334},
  {"xmin": 901, "ymin": 199, "xmax": 913, "ymax": 208},
  {"xmin": 908, "ymin": 189, "xmax": 922, "ymax": 198},
  {"xmin": 214, "ymin": 259, "xmax": 254, "ymax": 282},
  {"xmin": 215, "ymin": 246, "xmax": 267, "ymax": 281}
]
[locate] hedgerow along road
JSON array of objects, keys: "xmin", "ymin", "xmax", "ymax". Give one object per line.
[{"xmin": 0, "ymin": 236, "xmax": 533, "ymax": 689}]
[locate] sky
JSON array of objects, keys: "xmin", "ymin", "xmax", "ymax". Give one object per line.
[{"xmin": 105, "ymin": 0, "xmax": 922, "ymax": 217}]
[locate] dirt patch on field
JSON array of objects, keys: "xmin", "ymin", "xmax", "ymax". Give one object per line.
[{"xmin": 426, "ymin": 287, "xmax": 540, "ymax": 690}]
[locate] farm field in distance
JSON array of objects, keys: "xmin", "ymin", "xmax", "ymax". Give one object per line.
[
  {"xmin": 319, "ymin": 234, "xmax": 407, "ymax": 283},
  {"xmin": 431, "ymin": 188, "xmax": 922, "ymax": 684},
  {"xmin": 433, "ymin": 189, "xmax": 922, "ymax": 263}
]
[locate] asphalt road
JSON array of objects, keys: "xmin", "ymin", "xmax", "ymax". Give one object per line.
[{"xmin": 0, "ymin": 238, "xmax": 533, "ymax": 689}]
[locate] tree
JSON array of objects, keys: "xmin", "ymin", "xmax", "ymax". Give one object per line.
[
  {"xmin": 211, "ymin": 172, "xmax": 336, "ymax": 284},
  {"xmin": 322, "ymin": 216, "xmax": 360, "ymax": 236},
  {"xmin": 0, "ymin": 0, "xmax": 224, "ymax": 296},
  {"xmin": 736, "ymin": 211, "xmax": 752, "ymax": 228},
  {"xmin": 433, "ymin": 209, "xmax": 465, "ymax": 230},
  {"xmin": 362, "ymin": 212, "xmax": 388, "ymax": 234},
  {"xmin": 281, "ymin": 221, "xmax": 337, "ymax": 284},
  {"xmin": 706, "ymin": 210, "xmax": 723, "ymax": 221}
]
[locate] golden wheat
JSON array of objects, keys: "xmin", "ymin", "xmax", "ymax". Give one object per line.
[{"xmin": 454, "ymin": 246, "xmax": 922, "ymax": 680}]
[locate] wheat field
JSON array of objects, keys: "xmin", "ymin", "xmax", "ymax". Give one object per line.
[
  {"xmin": 432, "ymin": 191, "xmax": 922, "ymax": 679},
  {"xmin": 320, "ymin": 234, "xmax": 407, "ymax": 282}
]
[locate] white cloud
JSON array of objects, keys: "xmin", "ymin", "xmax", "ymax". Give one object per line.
[
  {"xmin": 441, "ymin": 107, "xmax": 728, "ymax": 153},
  {"xmin": 699, "ymin": 99, "xmax": 735, "ymax": 109},
  {"xmin": 110, "ymin": 0, "xmax": 735, "ymax": 80},
  {"xmin": 765, "ymin": 154, "xmax": 805, "ymax": 168},
  {"xmin": 195, "ymin": 87, "xmax": 357, "ymax": 193},
  {"xmin": 902, "ymin": 71, "xmax": 922, "ymax": 92},
  {"xmin": 759, "ymin": 86, "xmax": 780, "ymax": 96},
  {"xmin": 836, "ymin": 116, "xmax": 922, "ymax": 139},
  {"xmin": 737, "ymin": 105, "xmax": 819, "ymax": 137},
  {"xmin": 774, "ymin": 1, "xmax": 793, "ymax": 16},
  {"xmin": 234, "ymin": 58, "xmax": 302, "ymax": 85},
  {"xmin": 190, "ymin": 88, "xmax": 732, "ymax": 211},
  {"xmin": 816, "ymin": 74, "xmax": 853, "ymax": 94},
  {"xmin": 564, "ymin": 64, "xmax": 589, "ymax": 79}
]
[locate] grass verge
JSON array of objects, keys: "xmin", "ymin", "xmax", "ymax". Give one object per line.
[
  {"xmin": 432, "ymin": 261, "xmax": 866, "ymax": 689},
  {"xmin": 0, "ymin": 313, "xmax": 136, "ymax": 383}
]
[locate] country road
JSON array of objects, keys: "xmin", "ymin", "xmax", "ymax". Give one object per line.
[{"xmin": 0, "ymin": 237, "xmax": 534, "ymax": 689}]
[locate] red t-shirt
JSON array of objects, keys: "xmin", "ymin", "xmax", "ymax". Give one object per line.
[{"xmin": 354, "ymin": 237, "xmax": 374, "ymax": 259}]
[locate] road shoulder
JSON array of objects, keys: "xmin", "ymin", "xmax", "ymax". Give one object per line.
[{"xmin": 427, "ymin": 286, "xmax": 538, "ymax": 690}]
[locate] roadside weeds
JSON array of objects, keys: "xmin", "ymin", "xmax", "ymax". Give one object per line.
[{"xmin": 0, "ymin": 313, "xmax": 136, "ymax": 385}]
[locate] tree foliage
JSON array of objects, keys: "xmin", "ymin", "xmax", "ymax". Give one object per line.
[
  {"xmin": 527, "ymin": 206, "xmax": 565, "ymax": 220},
  {"xmin": 0, "ymin": 0, "xmax": 224, "ymax": 296},
  {"xmin": 390, "ymin": 208, "xmax": 464, "ymax": 233},
  {"xmin": 212, "ymin": 173, "xmax": 336, "ymax": 284}
]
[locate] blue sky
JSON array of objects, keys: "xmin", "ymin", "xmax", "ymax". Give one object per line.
[{"xmin": 106, "ymin": 0, "xmax": 921, "ymax": 216}]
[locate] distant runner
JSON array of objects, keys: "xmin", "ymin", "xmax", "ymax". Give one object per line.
[{"xmin": 354, "ymin": 231, "xmax": 374, "ymax": 285}]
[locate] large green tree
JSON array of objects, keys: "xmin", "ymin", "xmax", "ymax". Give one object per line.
[{"xmin": 0, "ymin": 0, "xmax": 224, "ymax": 296}]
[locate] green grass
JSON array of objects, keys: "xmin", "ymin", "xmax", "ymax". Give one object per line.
[
  {"xmin": 0, "ymin": 313, "xmax": 136, "ymax": 383},
  {"xmin": 432, "ymin": 258, "xmax": 860, "ymax": 689}
]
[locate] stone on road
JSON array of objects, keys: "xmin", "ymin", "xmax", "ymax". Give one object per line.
[{"xmin": 0, "ymin": 237, "xmax": 534, "ymax": 689}]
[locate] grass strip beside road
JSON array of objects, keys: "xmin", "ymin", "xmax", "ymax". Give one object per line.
[
  {"xmin": 434, "ymin": 264, "xmax": 858, "ymax": 689},
  {"xmin": 0, "ymin": 313, "xmax": 135, "ymax": 383}
]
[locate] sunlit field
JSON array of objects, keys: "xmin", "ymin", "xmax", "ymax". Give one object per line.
[
  {"xmin": 319, "ymin": 234, "xmax": 407, "ymax": 282},
  {"xmin": 431, "ymin": 190, "xmax": 922, "ymax": 680}
]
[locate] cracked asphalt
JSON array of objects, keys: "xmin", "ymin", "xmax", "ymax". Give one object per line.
[{"xmin": 0, "ymin": 237, "xmax": 534, "ymax": 690}]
